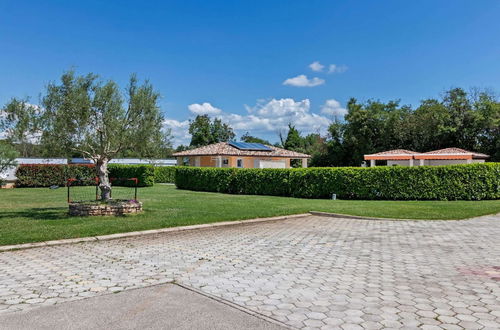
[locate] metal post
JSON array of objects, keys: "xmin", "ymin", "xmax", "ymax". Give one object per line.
[
  {"xmin": 67, "ymin": 180, "xmax": 71, "ymax": 203},
  {"xmin": 134, "ymin": 178, "xmax": 138, "ymax": 201},
  {"xmin": 95, "ymin": 177, "xmax": 99, "ymax": 201}
]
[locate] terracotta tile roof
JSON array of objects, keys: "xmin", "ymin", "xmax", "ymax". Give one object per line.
[
  {"xmin": 366, "ymin": 149, "xmax": 418, "ymax": 156},
  {"xmin": 173, "ymin": 142, "xmax": 311, "ymax": 158},
  {"xmin": 424, "ymin": 148, "xmax": 489, "ymax": 158}
]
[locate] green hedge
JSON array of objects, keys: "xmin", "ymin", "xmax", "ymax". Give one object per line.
[
  {"xmin": 15, "ymin": 164, "xmax": 177, "ymax": 187},
  {"xmin": 107, "ymin": 164, "xmax": 155, "ymax": 187},
  {"xmin": 16, "ymin": 165, "xmax": 96, "ymax": 187},
  {"xmin": 175, "ymin": 163, "xmax": 500, "ymax": 200},
  {"xmin": 153, "ymin": 166, "xmax": 177, "ymax": 183}
]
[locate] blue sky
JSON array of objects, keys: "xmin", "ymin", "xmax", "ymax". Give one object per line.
[{"xmin": 1, "ymin": 0, "xmax": 499, "ymax": 145}]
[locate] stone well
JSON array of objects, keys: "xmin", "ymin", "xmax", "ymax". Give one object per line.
[{"xmin": 69, "ymin": 200, "xmax": 143, "ymax": 216}]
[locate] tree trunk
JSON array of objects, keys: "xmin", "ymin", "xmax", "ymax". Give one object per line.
[{"xmin": 96, "ymin": 158, "xmax": 111, "ymax": 201}]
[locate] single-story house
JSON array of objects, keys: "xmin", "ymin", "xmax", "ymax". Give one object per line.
[
  {"xmin": 172, "ymin": 142, "xmax": 311, "ymax": 168},
  {"xmin": 364, "ymin": 148, "xmax": 489, "ymax": 167}
]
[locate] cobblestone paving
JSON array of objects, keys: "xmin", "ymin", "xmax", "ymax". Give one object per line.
[{"xmin": 1, "ymin": 214, "xmax": 500, "ymax": 329}]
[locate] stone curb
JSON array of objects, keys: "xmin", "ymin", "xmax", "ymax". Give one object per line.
[
  {"xmin": 309, "ymin": 211, "xmax": 423, "ymax": 221},
  {"xmin": 309, "ymin": 210, "xmax": 488, "ymax": 221},
  {"xmin": 175, "ymin": 283, "xmax": 294, "ymax": 329},
  {"xmin": 0, "ymin": 213, "xmax": 310, "ymax": 253}
]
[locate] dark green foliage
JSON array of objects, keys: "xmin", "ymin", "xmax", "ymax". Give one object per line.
[
  {"xmin": 107, "ymin": 164, "xmax": 155, "ymax": 187},
  {"xmin": 15, "ymin": 164, "xmax": 168, "ymax": 187},
  {"xmin": 16, "ymin": 165, "xmax": 95, "ymax": 187},
  {"xmin": 175, "ymin": 164, "xmax": 500, "ymax": 201},
  {"xmin": 322, "ymin": 88, "xmax": 500, "ymax": 166},
  {"xmin": 240, "ymin": 132, "xmax": 271, "ymax": 145},
  {"xmin": 153, "ymin": 166, "xmax": 177, "ymax": 183},
  {"xmin": 189, "ymin": 114, "xmax": 235, "ymax": 147}
]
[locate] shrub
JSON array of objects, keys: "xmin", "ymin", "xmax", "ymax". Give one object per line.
[
  {"xmin": 153, "ymin": 166, "xmax": 177, "ymax": 183},
  {"xmin": 16, "ymin": 164, "xmax": 95, "ymax": 187},
  {"xmin": 175, "ymin": 163, "xmax": 500, "ymax": 200},
  {"xmin": 108, "ymin": 164, "xmax": 155, "ymax": 187},
  {"xmin": 15, "ymin": 164, "xmax": 177, "ymax": 187}
]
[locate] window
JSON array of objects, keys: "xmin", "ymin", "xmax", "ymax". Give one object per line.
[{"xmin": 237, "ymin": 159, "xmax": 243, "ymax": 168}]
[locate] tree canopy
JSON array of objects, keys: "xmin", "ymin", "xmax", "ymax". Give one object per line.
[
  {"xmin": 188, "ymin": 114, "xmax": 235, "ymax": 147},
  {"xmin": 2, "ymin": 70, "xmax": 171, "ymax": 200},
  {"xmin": 240, "ymin": 132, "xmax": 271, "ymax": 145},
  {"xmin": 272, "ymin": 88, "xmax": 499, "ymax": 166},
  {"xmin": 316, "ymin": 88, "xmax": 500, "ymax": 166},
  {"xmin": 0, "ymin": 99, "xmax": 41, "ymax": 157}
]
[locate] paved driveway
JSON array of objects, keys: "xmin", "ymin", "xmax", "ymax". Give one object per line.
[{"xmin": 1, "ymin": 214, "xmax": 500, "ymax": 329}]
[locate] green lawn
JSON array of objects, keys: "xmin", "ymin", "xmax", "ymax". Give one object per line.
[{"xmin": 0, "ymin": 185, "xmax": 499, "ymax": 246}]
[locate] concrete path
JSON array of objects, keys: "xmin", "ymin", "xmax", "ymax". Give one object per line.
[
  {"xmin": 0, "ymin": 283, "xmax": 284, "ymax": 330},
  {"xmin": 1, "ymin": 214, "xmax": 500, "ymax": 329}
]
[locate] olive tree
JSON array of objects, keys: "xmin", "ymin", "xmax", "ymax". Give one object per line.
[
  {"xmin": 0, "ymin": 142, "xmax": 18, "ymax": 184},
  {"xmin": 39, "ymin": 70, "xmax": 170, "ymax": 200}
]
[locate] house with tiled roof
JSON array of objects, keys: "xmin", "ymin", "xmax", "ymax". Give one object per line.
[
  {"xmin": 364, "ymin": 148, "xmax": 489, "ymax": 167},
  {"xmin": 173, "ymin": 142, "xmax": 310, "ymax": 168}
]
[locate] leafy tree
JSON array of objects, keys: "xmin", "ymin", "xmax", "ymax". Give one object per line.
[
  {"xmin": 189, "ymin": 115, "xmax": 212, "ymax": 147},
  {"xmin": 175, "ymin": 144, "xmax": 191, "ymax": 152},
  {"xmin": 24, "ymin": 70, "xmax": 170, "ymax": 200},
  {"xmin": 188, "ymin": 115, "xmax": 235, "ymax": 147},
  {"xmin": 240, "ymin": 132, "xmax": 271, "ymax": 145},
  {"xmin": 471, "ymin": 90, "xmax": 500, "ymax": 161},
  {"xmin": 281, "ymin": 124, "xmax": 304, "ymax": 151},
  {"xmin": 321, "ymin": 88, "xmax": 500, "ymax": 166},
  {"xmin": 0, "ymin": 98, "xmax": 41, "ymax": 157},
  {"xmin": 279, "ymin": 124, "xmax": 328, "ymax": 167},
  {"xmin": 0, "ymin": 142, "xmax": 18, "ymax": 184},
  {"xmin": 211, "ymin": 118, "xmax": 235, "ymax": 143}
]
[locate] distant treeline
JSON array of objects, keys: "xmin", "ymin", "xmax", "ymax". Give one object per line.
[{"xmin": 280, "ymin": 87, "xmax": 499, "ymax": 166}]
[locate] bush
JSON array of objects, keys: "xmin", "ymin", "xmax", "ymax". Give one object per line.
[
  {"xmin": 16, "ymin": 164, "xmax": 95, "ymax": 187},
  {"xmin": 153, "ymin": 166, "xmax": 177, "ymax": 183},
  {"xmin": 175, "ymin": 163, "xmax": 500, "ymax": 200},
  {"xmin": 108, "ymin": 164, "xmax": 155, "ymax": 187},
  {"xmin": 15, "ymin": 164, "xmax": 177, "ymax": 187}
]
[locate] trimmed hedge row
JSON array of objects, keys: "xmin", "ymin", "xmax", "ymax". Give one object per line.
[
  {"xmin": 107, "ymin": 164, "xmax": 155, "ymax": 187},
  {"xmin": 16, "ymin": 165, "xmax": 96, "ymax": 187},
  {"xmin": 175, "ymin": 163, "xmax": 500, "ymax": 200},
  {"xmin": 154, "ymin": 166, "xmax": 177, "ymax": 183},
  {"xmin": 16, "ymin": 164, "xmax": 178, "ymax": 187}
]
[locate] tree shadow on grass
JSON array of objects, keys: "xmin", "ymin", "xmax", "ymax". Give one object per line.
[{"xmin": 0, "ymin": 207, "xmax": 70, "ymax": 221}]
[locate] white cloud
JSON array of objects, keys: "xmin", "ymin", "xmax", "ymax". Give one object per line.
[
  {"xmin": 187, "ymin": 102, "xmax": 222, "ymax": 115},
  {"xmin": 321, "ymin": 99, "xmax": 348, "ymax": 117},
  {"xmin": 328, "ymin": 64, "xmax": 348, "ymax": 74},
  {"xmin": 283, "ymin": 75, "xmax": 325, "ymax": 87},
  {"xmin": 164, "ymin": 98, "xmax": 334, "ymax": 147},
  {"xmin": 162, "ymin": 118, "xmax": 190, "ymax": 146},
  {"xmin": 309, "ymin": 61, "xmax": 324, "ymax": 72},
  {"xmin": 234, "ymin": 98, "xmax": 330, "ymax": 134}
]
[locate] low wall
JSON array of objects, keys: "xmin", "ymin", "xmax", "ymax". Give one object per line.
[{"xmin": 69, "ymin": 201, "xmax": 143, "ymax": 216}]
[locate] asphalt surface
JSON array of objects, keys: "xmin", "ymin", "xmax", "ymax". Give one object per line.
[{"xmin": 0, "ymin": 284, "xmax": 285, "ymax": 330}]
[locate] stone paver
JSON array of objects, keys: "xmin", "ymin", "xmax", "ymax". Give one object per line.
[{"xmin": 1, "ymin": 214, "xmax": 500, "ymax": 329}]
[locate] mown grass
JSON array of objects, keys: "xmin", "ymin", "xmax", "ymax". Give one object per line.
[{"xmin": 0, "ymin": 185, "xmax": 499, "ymax": 246}]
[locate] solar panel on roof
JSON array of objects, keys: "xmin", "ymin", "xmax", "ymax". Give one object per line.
[{"xmin": 229, "ymin": 141, "xmax": 272, "ymax": 151}]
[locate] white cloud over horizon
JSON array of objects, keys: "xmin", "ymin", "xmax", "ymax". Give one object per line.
[
  {"xmin": 321, "ymin": 99, "xmax": 348, "ymax": 117},
  {"xmin": 309, "ymin": 61, "xmax": 324, "ymax": 72},
  {"xmin": 283, "ymin": 75, "xmax": 325, "ymax": 87},
  {"xmin": 163, "ymin": 98, "xmax": 344, "ymax": 146},
  {"xmin": 187, "ymin": 102, "xmax": 222, "ymax": 115}
]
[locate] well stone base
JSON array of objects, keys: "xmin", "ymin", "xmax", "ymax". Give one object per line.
[{"xmin": 69, "ymin": 200, "xmax": 143, "ymax": 216}]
